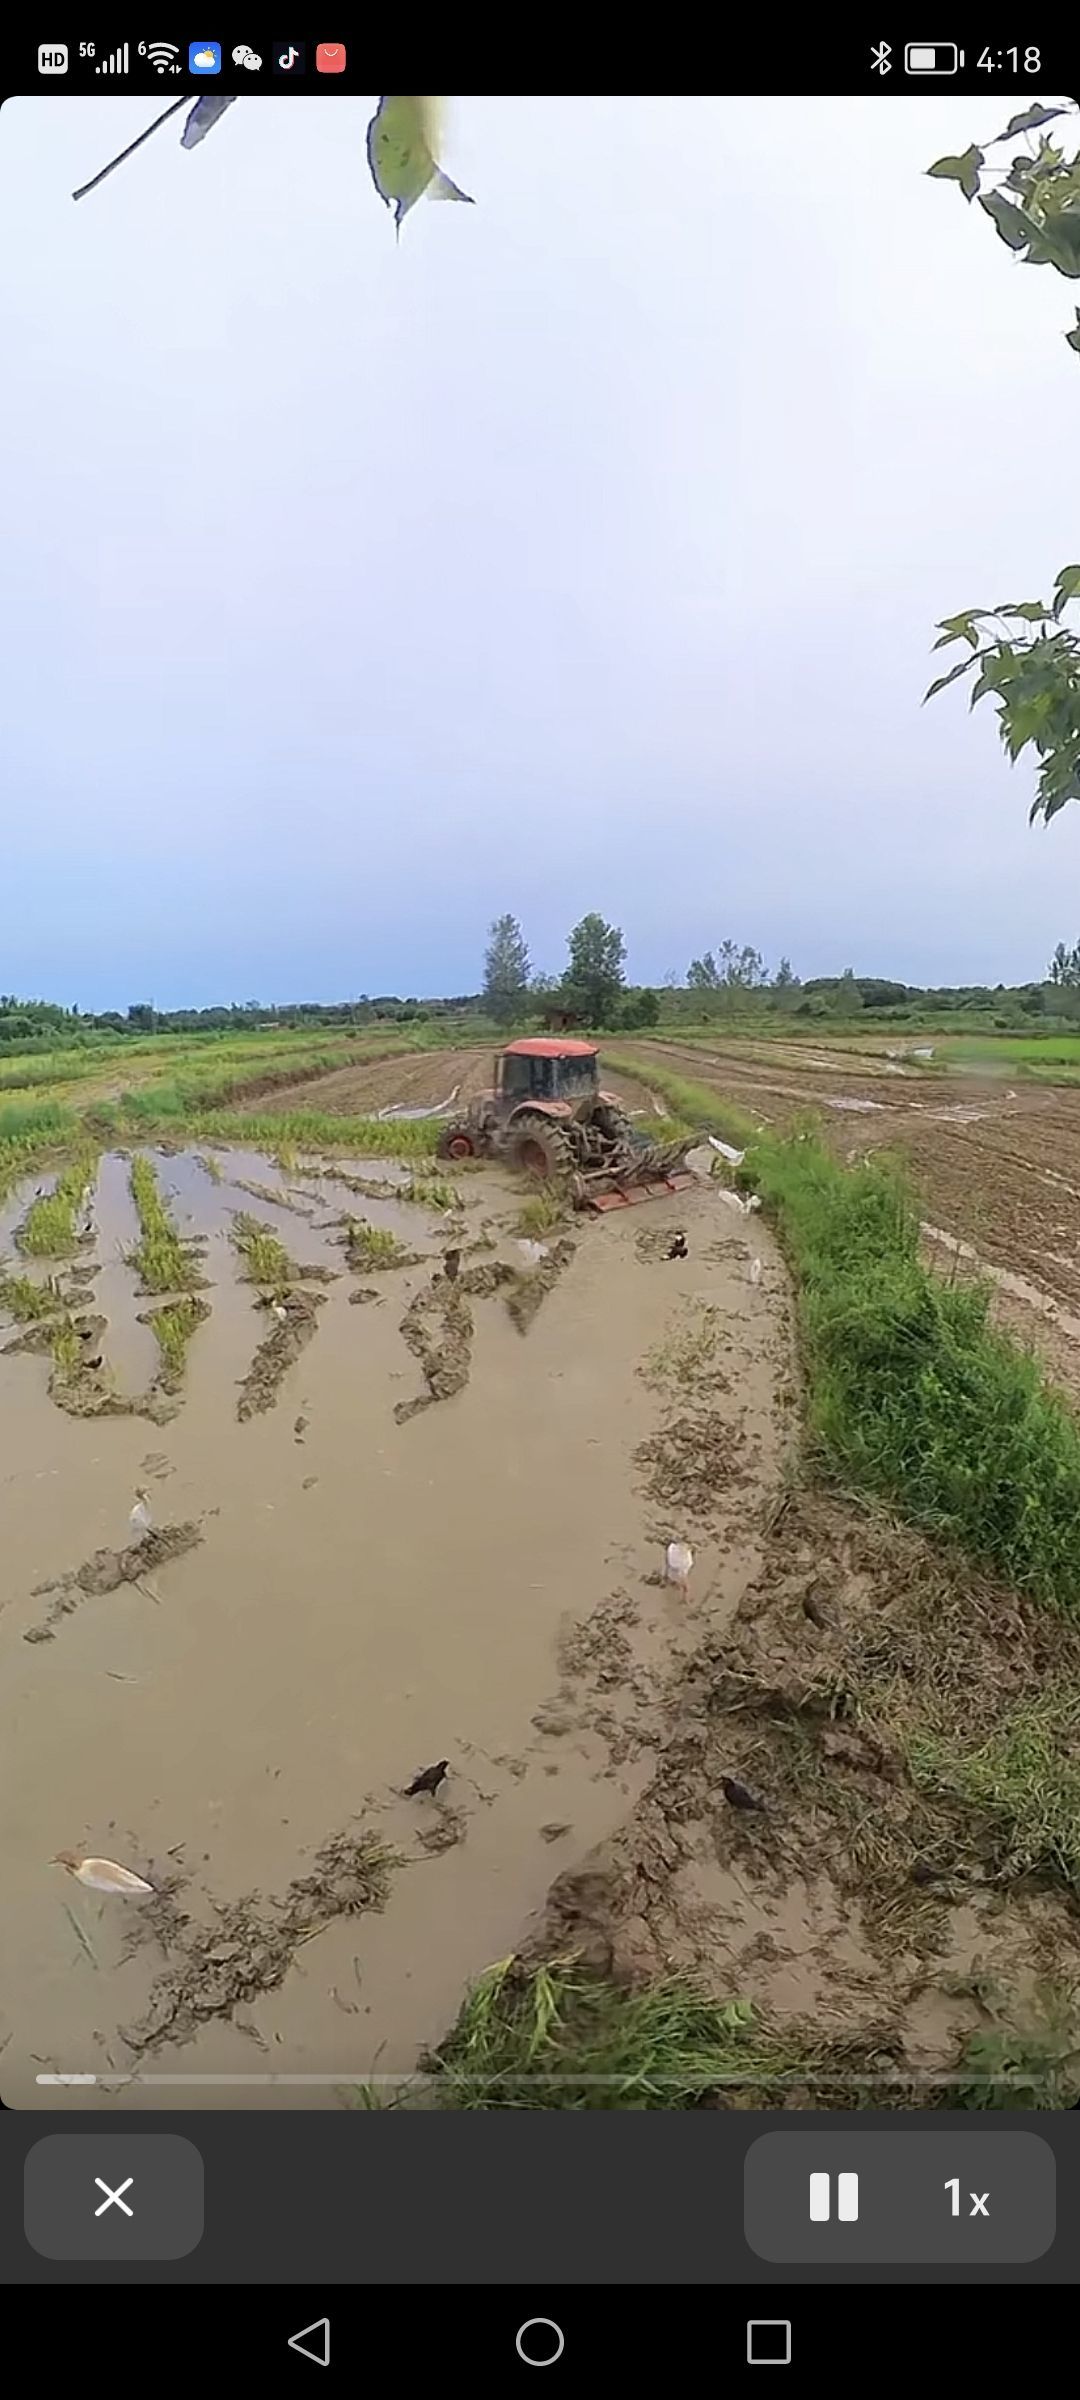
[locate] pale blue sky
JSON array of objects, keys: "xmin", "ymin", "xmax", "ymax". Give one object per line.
[{"xmin": 1, "ymin": 93, "xmax": 1078, "ymax": 1008}]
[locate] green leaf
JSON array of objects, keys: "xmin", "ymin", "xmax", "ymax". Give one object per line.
[
  {"xmin": 978, "ymin": 190, "xmax": 1036, "ymax": 252},
  {"xmin": 997, "ymin": 601, "xmax": 1052, "ymax": 622},
  {"xmin": 924, "ymin": 655, "xmax": 979, "ymax": 702},
  {"xmin": 932, "ymin": 610, "xmax": 987, "ymax": 651},
  {"xmin": 1004, "ymin": 694, "xmax": 1057, "ymax": 757},
  {"xmin": 1036, "ymin": 775, "xmax": 1080, "ymax": 824},
  {"xmin": 1037, "ymin": 212, "xmax": 1080, "ymax": 278},
  {"xmin": 1066, "ymin": 319, "xmax": 1080, "ymax": 354},
  {"xmin": 927, "ymin": 145, "xmax": 984, "ymax": 202},
  {"xmin": 1053, "ymin": 565, "xmax": 1080, "ymax": 619},
  {"xmin": 970, "ymin": 650, "xmax": 1020, "ymax": 708},
  {"xmin": 992, "ymin": 105, "xmax": 1069, "ymax": 143}
]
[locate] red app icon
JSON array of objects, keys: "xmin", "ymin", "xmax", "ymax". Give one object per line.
[{"xmin": 315, "ymin": 41, "xmax": 346, "ymax": 73}]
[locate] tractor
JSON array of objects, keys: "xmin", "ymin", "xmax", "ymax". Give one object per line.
[{"xmin": 435, "ymin": 1038, "xmax": 696, "ymax": 1211}]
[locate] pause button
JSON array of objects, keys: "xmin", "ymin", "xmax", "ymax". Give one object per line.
[{"xmin": 809, "ymin": 2172, "xmax": 859, "ymax": 2222}]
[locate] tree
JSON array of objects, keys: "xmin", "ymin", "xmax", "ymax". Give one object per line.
[
  {"xmin": 719, "ymin": 940, "xmax": 766, "ymax": 998},
  {"xmin": 621, "ymin": 986, "xmax": 660, "ymax": 1029},
  {"xmin": 563, "ymin": 914, "xmax": 626, "ymax": 1026},
  {"xmin": 854, "ymin": 978, "xmax": 908, "ymax": 1009},
  {"xmin": 827, "ymin": 967, "xmax": 863, "ymax": 1015},
  {"xmin": 773, "ymin": 956, "xmax": 798, "ymax": 989},
  {"xmin": 688, "ymin": 941, "xmax": 768, "ymax": 1016},
  {"xmin": 483, "ymin": 914, "xmax": 530, "ymax": 1026},
  {"xmin": 1049, "ymin": 939, "xmax": 1080, "ymax": 986},
  {"xmin": 926, "ymin": 102, "xmax": 1080, "ymax": 822}
]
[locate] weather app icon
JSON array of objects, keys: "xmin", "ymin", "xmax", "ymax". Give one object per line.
[{"xmin": 188, "ymin": 41, "xmax": 221, "ymax": 73}]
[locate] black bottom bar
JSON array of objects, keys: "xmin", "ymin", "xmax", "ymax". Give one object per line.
[{"xmin": 1, "ymin": 2283, "xmax": 1070, "ymax": 2377}]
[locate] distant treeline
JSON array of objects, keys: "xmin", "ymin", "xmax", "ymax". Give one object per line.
[
  {"xmin": 0, "ymin": 994, "xmax": 488, "ymax": 1049},
  {"xmin": 679, "ymin": 973, "xmax": 1062, "ymax": 1020},
  {"xmin": 1, "ymin": 969, "xmax": 1077, "ymax": 1054}
]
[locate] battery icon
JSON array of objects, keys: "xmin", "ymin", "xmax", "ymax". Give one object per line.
[{"xmin": 905, "ymin": 41, "xmax": 963, "ymax": 72}]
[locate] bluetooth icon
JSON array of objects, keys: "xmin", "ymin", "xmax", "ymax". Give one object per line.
[{"xmin": 871, "ymin": 41, "xmax": 892, "ymax": 73}]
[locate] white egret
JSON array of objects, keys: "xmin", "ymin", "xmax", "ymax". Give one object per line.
[
  {"xmin": 665, "ymin": 1540, "xmax": 694, "ymax": 1595},
  {"xmin": 52, "ymin": 1851, "xmax": 155, "ymax": 1896},
  {"xmin": 516, "ymin": 1240, "xmax": 548, "ymax": 1267},
  {"xmin": 129, "ymin": 1489, "xmax": 152, "ymax": 1539}
]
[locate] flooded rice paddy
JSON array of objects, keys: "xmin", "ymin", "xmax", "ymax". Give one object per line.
[{"xmin": 0, "ymin": 1142, "xmax": 788, "ymax": 2108}]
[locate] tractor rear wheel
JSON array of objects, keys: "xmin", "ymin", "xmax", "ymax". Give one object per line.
[
  {"xmin": 436, "ymin": 1121, "xmax": 478, "ymax": 1161},
  {"xmin": 506, "ymin": 1113, "xmax": 575, "ymax": 1182}
]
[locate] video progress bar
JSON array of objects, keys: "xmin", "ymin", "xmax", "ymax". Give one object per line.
[
  {"xmin": 35, "ymin": 2068, "xmax": 1036, "ymax": 2087},
  {"xmin": 36, "ymin": 2072, "xmax": 420, "ymax": 2087}
]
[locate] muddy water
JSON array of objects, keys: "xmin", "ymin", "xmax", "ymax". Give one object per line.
[{"xmin": 0, "ymin": 1152, "xmax": 787, "ymax": 2110}]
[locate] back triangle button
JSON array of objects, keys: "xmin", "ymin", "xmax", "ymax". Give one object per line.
[{"xmin": 288, "ymin": 2317, "xmax": 330, "ymax": 2366}]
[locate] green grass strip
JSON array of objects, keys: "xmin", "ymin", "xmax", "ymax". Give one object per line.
[
  {"xmin": 229, "ymin": 1211, "xmax": 295, "ymax": 1285},
  {"xmin": 748, "ymin": 1133, "xmax": 1080, "ymax": 1613},
  {"xmin": 425, "ymin": 1960, "xmax": 811, "ymax": 2109},
  {"xmin": 129, "ymin": 1156, "xmax": 205, "ymax": 1292},
  {"xmin": 197, "ymin": 1108, "xmax": 442, "ymax": 1159},
  {"xmin": 609, "ymin": 1048, "xmax": 1080, "ymax": 1613},
  {"xmin": 16, "ymin": 1152, "xmax": 97, "ymax": 1257},
  {"xmin": 604, "ymin": 1047, "xmax": 758, "ymax": 1148},
  {"xmin": 147, "ymin": 1295, "xmax": 209, "ymax": 1383}
]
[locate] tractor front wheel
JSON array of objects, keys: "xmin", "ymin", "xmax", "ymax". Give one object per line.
[
  {"xmin": 593, "ymin": 1102, "xmax": 640, "ymax": 1152},
  {"xmin": 506, "ymin": 1114, "xmax": 575, "ymax": 1182},
  {"xmin": 436, "ymin": 1121, "xmax": 478, "ymax": 1161}
]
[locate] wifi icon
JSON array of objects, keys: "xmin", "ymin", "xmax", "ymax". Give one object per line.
[{"xmin": 142, "ymin": 39, "xmax": 181, "ymax": 73}]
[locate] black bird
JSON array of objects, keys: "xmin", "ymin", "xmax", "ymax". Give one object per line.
[
  {"xmin": 910, "ymin": 1856, "xmax": 951, "ymax": 1887},
  {"xmin": 403, "ymin": 1759, "xmax": 450, "ymax": 1800},
  {"xmin": 444, "ymin": 1249, "xmax": 461, "ymax": 1283},
  {"xmin": 721, "ymin": 1775, "xmax": 767, "ymax": 1813},
  {"xmin": 665, "ymin": 1231, "xmax": 688, "ymax": 1260}
]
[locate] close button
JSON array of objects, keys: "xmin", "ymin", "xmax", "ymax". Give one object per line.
[{"xmin": 24, "ymin": 2133, "xmax": 203, "ymax": 2260}]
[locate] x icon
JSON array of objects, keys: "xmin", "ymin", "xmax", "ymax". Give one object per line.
[{"xmin": 94, "ymin": 2175, "xmax": 134, "ymax": 2218}]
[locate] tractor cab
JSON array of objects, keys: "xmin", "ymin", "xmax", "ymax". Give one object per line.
[{"xmin": 496, "ymin": 1038, "xmax": 600, "ymax": 1114}]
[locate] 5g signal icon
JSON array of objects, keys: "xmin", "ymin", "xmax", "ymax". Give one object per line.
[{"xmin": 139, "ymin": 39, "xmax": 181, "ymax": 73}]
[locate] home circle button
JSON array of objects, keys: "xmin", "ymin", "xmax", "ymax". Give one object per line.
[{"xmin": 515, "ymin": 2317, "xmax": 566, "ymax": 2366}]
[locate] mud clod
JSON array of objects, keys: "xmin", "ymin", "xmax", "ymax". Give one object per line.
[
  {"xmin": 25, "ymin": 1523, "xmax": 203, "ymax": 1642},
  {"xmin": 237, "ymin": 1289, "xmax": 325, "ymax": 1419},
  {"xmin": 395, "ymin": 1281, "xmax": 474, "ymax": 1422},
  {"xmin": 343, "ymin": 1217, "xmax": 422, "ymax": 1273},
  {"xmin": 635, "ymin": 1411, "xmax": 750, "ymax": 1520},
  {"xmin": 120, "ymin": 1829, "xmax": 395, "ymax": 2053}
]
